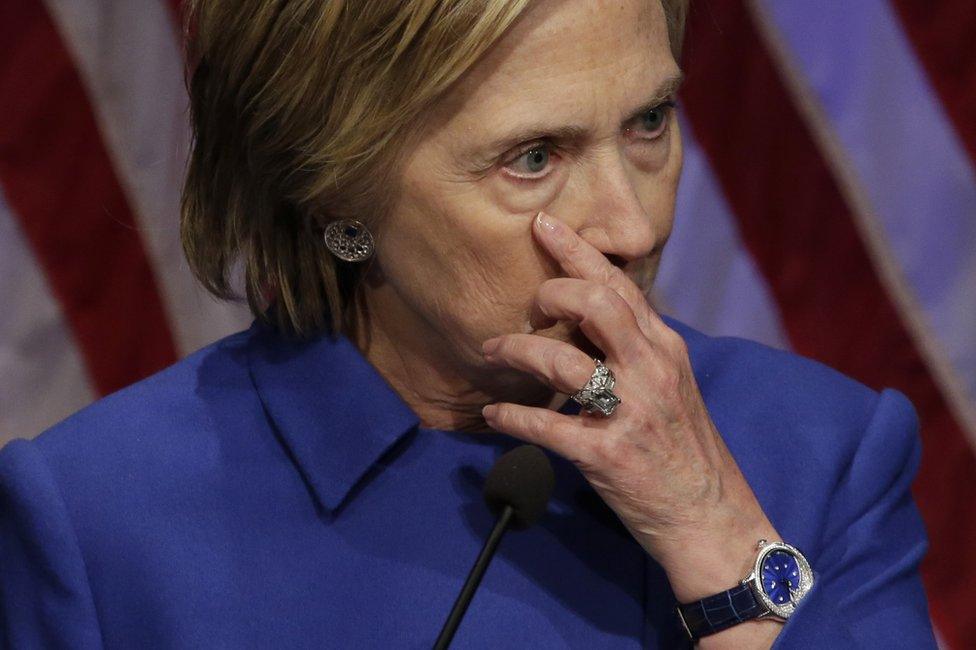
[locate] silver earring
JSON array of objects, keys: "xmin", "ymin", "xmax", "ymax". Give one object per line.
[{"xmin": 323, "ymin": 219, "xmax": 374, "ymax": 262}]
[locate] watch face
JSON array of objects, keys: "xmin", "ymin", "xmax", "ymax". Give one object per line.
[
  {"xmin": 761, "ymin": 551, "xmax": 801, "ymax": 605},
  {"xmin": 750, "ymin": 542, "xmax": 814, "ymax": 619}
]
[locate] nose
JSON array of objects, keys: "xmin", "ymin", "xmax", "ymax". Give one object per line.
[{"xmin": 576, "ymin": 155, "xmax": 660, "ymax": 263}]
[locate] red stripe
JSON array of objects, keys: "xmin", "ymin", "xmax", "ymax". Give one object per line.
[
  {"xmin": 0, "ymin": 3, "xmax": 179, "ymax": 395},
  {"xmin": 891, "ymin": 0, "xmax": 976, "ymax": 170},
  {"xmin": 167, "ymin": 0, "xmax": 184, "ymax": 32},
  {"xmin": 679, "ymin": 3, "xmax": 976, "ymax": 648}
]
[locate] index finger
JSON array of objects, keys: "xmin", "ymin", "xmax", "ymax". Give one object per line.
[{"xmin": 533, "ymin": 210, "xmax": 667, "ymax": 339}]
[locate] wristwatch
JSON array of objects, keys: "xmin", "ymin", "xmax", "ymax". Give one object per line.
[{"xmin": 675, "ymin": 539, "xmax": 814, "ymax": 643}]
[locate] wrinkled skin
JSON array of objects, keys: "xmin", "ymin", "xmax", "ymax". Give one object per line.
[
  {"xmin": 361, "ymin": 0, "xmax": 678, "ymax": 421},
  {"xmin": 359, "ymin": 1, "xmax": 782, "ymax": 647}
]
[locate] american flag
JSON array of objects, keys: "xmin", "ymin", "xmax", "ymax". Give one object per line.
[{"xmin": 1, "ymin": 1, "xmax": 973, "ymax": 646}]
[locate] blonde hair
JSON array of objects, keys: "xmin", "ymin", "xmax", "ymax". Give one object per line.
[{"xmin": 181, "ymin": 0, "xmax": 689, "ymax": 339}]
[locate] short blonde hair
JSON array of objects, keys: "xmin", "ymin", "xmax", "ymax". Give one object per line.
[{"xmin": 181, "ymin": 0, "xmax": 689, "ymax": 339}]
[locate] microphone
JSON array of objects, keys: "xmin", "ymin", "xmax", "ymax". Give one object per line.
[{"xmin": 433, "ymin": 444, "xmax": 555, "ymax": 650}]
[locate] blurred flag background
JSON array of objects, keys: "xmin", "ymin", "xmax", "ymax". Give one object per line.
[{"xmin": 1, "ymin": 1, "xmax": 973, "ymax": 646}]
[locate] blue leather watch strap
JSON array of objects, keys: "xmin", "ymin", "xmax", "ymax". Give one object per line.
[{"xmin": 676, "ymin": 582, "xmax": 767, "ymax": 641}]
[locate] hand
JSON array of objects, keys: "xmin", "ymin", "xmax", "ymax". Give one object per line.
[{"xmin": 481, "ymin": 211, "xmax": 781, "ymax": 609}]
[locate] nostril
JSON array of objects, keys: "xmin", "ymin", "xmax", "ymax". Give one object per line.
[{"xmin": 606, "ymin": 254, "xmax": 628, "ymax": 269}]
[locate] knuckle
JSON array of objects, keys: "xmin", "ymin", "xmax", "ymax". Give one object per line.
[
  {"xmin": 556, "ymin": 349, "xmax": 591, "ymax": 386},
  {"xmin": 563, "ymin": 233, "xmax": 584, "ymax": 257},
  {"xmin": 656, "ymin": 363, "xmax": 683, "ymax": 397},
  {"xmin": 491, "ymin": 336, "xmax": 512, "ymax": 357},
  {"xmin": 530, "ymin": 410, "xmax": 551, "ymax": 435},
  {"xmin": 630, "ymin": 338, "xmax": 657, "ymax": 367},
  {"xmin": 527, "ymin": 411, "xmax": 556, "ymax": 444},
  {"xmin": 584, "ymin": 284, "xmax": 623, "ymax": 313},
  {"xmin": 541, "ymin": 347, "xmax": 566, "ymax": 387},
  {"xmin": 498, "ymin": 405, "xmax": 523, "ymax": 432},
  {"xmin": 588, "ymin": 259, "xmax": 614, "ymax": 285},
  {"xmin": 661, "ymin": 327, "xmax": 687, "ymax": 356},
  {"xmin": 496, "ymin": 335, "xmax": 524, "ymax": 358},
  {"xmin": 492, "ymin": 404, "xmax": 511, "ymax": 427},
  {"xmin": 535, "ymin": 280, "xmax": 561, "ymax": 311},
  {"xmin": 589, "ymin": 434, "xmax": 624, "ymax": 467},
  {"xmin": 600, "ymin": 263, "xmax": 626, "ymax": 288},
  {"xmin": 541, "ymin": 343, "xmax": 563, "ymax": 368},
  {"xmin": 537, "ymin": 278, "xmax": 559, "ymax": 297}
]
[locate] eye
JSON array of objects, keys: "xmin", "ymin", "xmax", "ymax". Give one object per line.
[
  {"xmin": 630, "ymin": 101, "xmax": 675, "ymax": 140},
  {"xmin": 642, "ymin": 108, "xmax": 665, "ymax": 132},
  {"xmin": 502, "ymin": 143, "xmax": 553, "ymax": 180}
]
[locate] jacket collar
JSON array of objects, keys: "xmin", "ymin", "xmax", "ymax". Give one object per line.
[
  {"xmin": 244, "ymin": 313, "xmax": 702, "ymax": 515},
  {"xmin": 246, "ymin": 321, "xmax": 420, "ymax": 514}
]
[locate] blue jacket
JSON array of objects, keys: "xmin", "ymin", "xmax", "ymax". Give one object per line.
[{"xmin": 0, "ymin": 315, "xmax": 936, "ymax": 648}]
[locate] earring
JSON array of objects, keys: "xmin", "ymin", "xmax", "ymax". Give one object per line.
[{"xmin": 323, "ymin": 219, "xmax": 374, "ymax": 262}]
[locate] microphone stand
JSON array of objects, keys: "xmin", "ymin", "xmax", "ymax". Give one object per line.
[{"xmin": 433, "ymin": 503, "xmax": 515, "ymax": 650}]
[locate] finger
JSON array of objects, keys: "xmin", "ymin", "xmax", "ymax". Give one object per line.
[
  {"xmin": 533, "ymin": 277, "xmax": 647, "ymax": 362},
  {"xmin": 482, "ymin": 333, "xmax": 596, "ymax": 395},
  {"xmin": 533, "ymin": 210, "xmax": 668, "ymax": 339},
  {"xmin": 482, "ymin": 401, "xmax": 592, "ymax": 464}
]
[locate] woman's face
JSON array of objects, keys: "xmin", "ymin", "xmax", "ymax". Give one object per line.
[{"xmin": 366, "ymin": 0, "xmax": 682, "ymax": 397}]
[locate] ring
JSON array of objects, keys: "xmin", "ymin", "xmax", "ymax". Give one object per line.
[{"xmin": 571, "ymin": 358, "xmax": 621, "ymax": 416}]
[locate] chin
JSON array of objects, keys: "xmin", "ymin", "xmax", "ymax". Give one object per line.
[
  {"xmin": 476, "ymin": 319, "xmax": 603, "ymax": 405},
  {"xmin": 624, "ymin": 252, "xmax": 661, "ymax": 296}
]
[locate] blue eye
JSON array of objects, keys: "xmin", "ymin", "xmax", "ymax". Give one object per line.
[
  {"xmin": 501, "ymin": 143, "xmax": 553, "ymax": 181},
  {"xmin": 634, "ymin": 101, "xmax": 674, "ymax": 138},
  {"xmin": 642, "ymin": 107, "xmax": 666, "ymax": 132},
  {"xmin": 512, "ymin": 145, "xmax": 550, "ymax": 175}
]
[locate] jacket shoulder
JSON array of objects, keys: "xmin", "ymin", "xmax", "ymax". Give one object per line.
[
  {"xmin": 662, "ymin": 315, "xmax": 923, "ymax": 544},
  {"xmin": 13, "ymin": 326, "xmax": 259, "ymax": 490},
  {"xmin": 664, "ymin": 314, "xmax": 880, "ymax": 432}
]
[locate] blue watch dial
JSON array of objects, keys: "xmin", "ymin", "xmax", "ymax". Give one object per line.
[{"xmin": 761, "ymin": 550, "xmax": 801, "ymax": 605}]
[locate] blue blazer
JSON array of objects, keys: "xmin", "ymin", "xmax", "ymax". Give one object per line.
[{"xmin": 0, "ymin": 315, "xmax": 936, "ymax": 648}]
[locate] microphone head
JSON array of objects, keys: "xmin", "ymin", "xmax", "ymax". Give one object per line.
[{"xmin": 483, "ymin": 444, "xmax": 555, "ymax": 529}]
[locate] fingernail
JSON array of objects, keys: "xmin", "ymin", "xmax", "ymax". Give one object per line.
[
  {"xmin": 482, "ymin": 404, "xmax": 498, "ymax": 419},
  {"xmin": 536, "ymin": 211, "xmax": 564, "ymax": 239},
  {"xmin": 482, "ymin": 337, "xmax": 501, "ymax": 355}
]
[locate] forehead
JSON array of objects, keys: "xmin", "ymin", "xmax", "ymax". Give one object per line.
[{"xmin": 423, "ymin": 0, "xmax": 677, "ymax": 143}]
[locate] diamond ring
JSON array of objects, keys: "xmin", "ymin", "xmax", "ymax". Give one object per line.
[{"xmin": 571, "ymin": 359, "xmax": 620, "ymax": 416}]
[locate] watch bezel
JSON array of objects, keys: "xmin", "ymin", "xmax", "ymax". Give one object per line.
[{"xmin": 744, "ymin": 540, "xmax": 814, "ymax": 619}]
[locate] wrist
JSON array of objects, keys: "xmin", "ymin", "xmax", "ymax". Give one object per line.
[
  {"xmin": 672, "ymin": 536, "xmax": 815, "ymax": 647},
  {"xmin": 675, "ymin": 539, "xmax": 815, "ymax": 647},
  {"xmin": 656, "ymin": 509, "xmax": 780, "ymax": 602}
]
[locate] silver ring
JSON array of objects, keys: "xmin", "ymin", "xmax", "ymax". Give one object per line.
[{"xmin": 571, "ymin": 358, "xmax": 620, "ymax": 416}]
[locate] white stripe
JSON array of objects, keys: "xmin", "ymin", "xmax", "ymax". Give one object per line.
[
  {"xmin": 755, "ymin": 0, "xmax": 976, "ymax": 440},
  {"xmin": 653, "ymin": 118, "xmax": 792, "ymax": 352},
  {"xmin": 0, "ymin": 189, "xmax": 95, "ymax": 444},
  {"xmin": 43, "ymin": 0, "xmax": 251, "ymax": 357},
  {"xmin": 751, "ymin": 0, "xmax": 976, "ymax": 448}
]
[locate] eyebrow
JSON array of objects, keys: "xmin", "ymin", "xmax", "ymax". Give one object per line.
[{"xmin": 479, "ymin": 72, "xmax": 684, "ymax": 157}]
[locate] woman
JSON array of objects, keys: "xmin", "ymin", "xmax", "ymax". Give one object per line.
[{"xmin": 0, "ymin": 0, "xmax": 935, "ymax": 647}]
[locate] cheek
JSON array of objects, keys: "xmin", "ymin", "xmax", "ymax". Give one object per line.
[
  {"xmin": 636, "ymin": 128, "xmax": 682, "ymax": 230},
  {"xmin": 486, "ymin": 178, "xmax": 564, "ymax": 216},
  {"xmin": 447, "ymin": 216, "xmax": 550, "ymax": 335},
  {"xmin": 663, "ymin": 120, "xmax": 684, "ymax": 198},
  {"xmin": 382, "ymin": 184, "xmax": 550, "ymax": 338}
]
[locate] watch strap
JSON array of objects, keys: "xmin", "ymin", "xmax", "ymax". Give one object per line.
[{"xmin": 676, "ymin": 582, "xmax": 767, "ymax": 641}]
